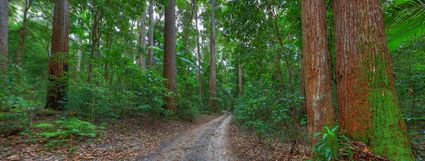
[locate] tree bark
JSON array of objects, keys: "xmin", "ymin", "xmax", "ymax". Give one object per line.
[
  {"xmin": 87, "ymin": 8, "xmax": 100, "ymax": 83},
  {"xmin": 237, "ymin": 63, "xmax": 243, "ymax": 95},
  {"xmin": 208, "ymin": 0, "xmax": 217, "ymax": 110},
  {"xmin": 46, "ymin": 0, "xmax": 69, "ymax": 111},
  {"xmin": 301, "ymin": 0, "xmax": 335, "ymax": 142},
  {"xmin": 138, "ymin": 10, "xmax": 147, "ymax": 69},
  {"xmin": 195, "ymin": 0, "xmax": 203, "ymax": 99},
  {"xmin": 0, "ymin": 0, "xmax": 7, "ymax": 72},
  {"xmin": 147, "ymin": 0, "xmax": 154, "ymax": 67},
  {"xmin": 163, "ymin": 0, "xmax": 177, "ymax": 111},
  {"xmin": 16, "ymin": 0, "xmax": 33, "ymax": 65},
  {"xmin": 333, "ymin": 1, "xmax": 414, "ymax": 160}
]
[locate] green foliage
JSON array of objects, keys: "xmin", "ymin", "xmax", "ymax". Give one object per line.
[
  {"xmin": 385, "ymin": 0, "xmax": 425, "ymax": 50},
  {"xmin": 33, "ymin": 118, "xmax": 98, "ymax": 148},
  {"xmin": 313, "ymin": 126, "xmax": 352, "ymax": 161},
  {"xmin": 233, "ymin": 83, "xmax": 304, "ymax": 141}
]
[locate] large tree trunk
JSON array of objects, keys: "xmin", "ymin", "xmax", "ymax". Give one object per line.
[
  {"xmin": 208, "ymin": 0, "xmax": 217, "ymax": 110},
  {"xmin": 163, "ymin": 0, "xmax": 177, "ymax": 111},
  {"xmin": 138, "ymin": 10, "xmax": 147, "ymax": 69},
  {"xmin": 333, "ymin": 1, "xmax": 414, "ymax": 160},
  {"xmin": 46, "ymin": 0, "xmax": 69, "ymax": 111},
  {"xmin": 301, "ymin": 0, "xmax": 335, "ymax": 142},
  {"xmin": 0, "ymin": 0, "xmax": 7, "ymax": 72},
  {"xmin": 195, "ymin": 0, "xmax": 203, "ymax": 99},
  {"xmin": 16, "ymin": 0, "xmax": 33, "ymax": 65},
  {"xmin": 147, "ymin": 0, "xmax": 154, "ymax": 67},
  {"xmin": 237, "ymin": 63, "xmax": 243, "ymax": 95}
]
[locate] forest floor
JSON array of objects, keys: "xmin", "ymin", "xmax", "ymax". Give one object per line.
[
  {"xmin": 1, "ymin": 112, "xmax": 311, "ymax": 161},
  {"xmin": 0, "ymin": 114, "xmax": 220, "ymax": 160},
  {"xmin": 228, "ymin": 124, "xmax": 309, "ymax": 161}
]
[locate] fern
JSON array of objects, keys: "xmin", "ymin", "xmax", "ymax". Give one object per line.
[{"xmin": 385, "ymin": 0, "xmax": 425, "ymax": 50}]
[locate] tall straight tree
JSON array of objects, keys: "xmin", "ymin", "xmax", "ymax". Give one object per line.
[
  {"xmin": 147, "ymin": 0, "xmax": 154, "ymax": 67},
  {"xmin": 237, "ymin": 63, "xmax": 243, "ymax": 95},
  {"xmin": 195, "ymin": 0, "xmax": 202, "ymax": 98},
  {"xmin": 46, "ymin": 0, "xmax": 69, "ymax": 111},
  {"xmin": 16, "ymin": 0, "xmax": 33, "ymax": 65},
  {"xmin": 0, "ymin": 0, "xmax": 7, "ymax": 72},
  {"xmin": 301, "ymin": 0, "xmax": 335, "ymax": 141},
  {"xmin": 163, "ymin": 0, "xmax": 177, "ymax": 111},
  {"xmin": 333, "ymin": 0, "xmax": 414, "ymax": 160},
  {"xmin": 208, "ymin": 0, "xmax": 217, "ymax": 110},
  {"xmin": 138, "ymin": 9, "xmax": 147, "ymax": 69}
]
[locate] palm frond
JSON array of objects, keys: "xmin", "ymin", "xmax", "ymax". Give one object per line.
[{"xmin": 385, "ymin": 0, "xmax": 425, "ymax": 50}]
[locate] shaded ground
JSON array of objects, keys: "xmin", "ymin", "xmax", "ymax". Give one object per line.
[
  {"xmin": 139, "ymin": 113, "xmax": 235, "ymax": 161},
  {"xmin": 0, "ymin": 114, "xmax": 219, "ymax": 160},
  {"xmin": 228, "ymin": 124, "xmax": 309, "ymax": 161}
]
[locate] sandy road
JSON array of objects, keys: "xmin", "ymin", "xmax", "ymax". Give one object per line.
[{"xmin": 139, "ymin": 113, "xmax": 235, "ymax": 161}]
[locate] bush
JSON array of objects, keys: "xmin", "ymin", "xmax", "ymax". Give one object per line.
[
  {"xmin": 34, "ymin": 118, "xmax": 98, "ymax": 148},
  {"xmin": 65, "ymin": 68, "xmax": 167, "ymax": 120},
  {"xmin": 233, "ymin": 83, "xmax": 305, "ymax": 141}
]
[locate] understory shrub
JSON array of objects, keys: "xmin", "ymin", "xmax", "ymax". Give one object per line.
[
  {"xmin": 233, "ymin": 83, "xmax": 305, "ymax": 141},
  {"xmin": 313, "ymin": 126, "xmax": 352, "ymax": 161},
  {"xmin": 65, "ymin": 68, "xmax": 167, "ymax": 121},
  {"xmin": 33, "ymin": 117, "xmax": 99, "ymax": 148}
]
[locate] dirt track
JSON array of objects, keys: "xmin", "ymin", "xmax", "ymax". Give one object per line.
[{"xmin": 139, "ymin": 113, "xmax": 235, "ymax": 161}]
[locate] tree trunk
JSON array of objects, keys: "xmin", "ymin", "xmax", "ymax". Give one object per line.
[
  {"xmin": 16, "ymin": 0, "xmax": 33, "ymax": 65},
  {"xmin": 147, "ymin": 0, "xmax": 154, "ymax": 67},
  {"xmin": 139, "ymin": 10, "xmax": 147, "ymax": 69},
  {"xmin": 301, "ymin": 0, "xmax": 335, "ymax": 142},
  {"xmin": 0, "ymin": 0, "xmax": 7, "ymax": 72},
  {"xmin": 163, "ymin": 0, "xmax": 177, "ymax": 111},
  {"xmin": 237, "ymin": 63, "xmax": 243, "ymax": 95},
  {"xmin": 195, "ymin": 0, "xmax": 203, "ymax": 99},
  {"xmin": 208, "ymin": 0, "xmax": 217, "ymax": 110},
  {"xmin": 332, "ymin": 1, "xmax": 414, "ymax": 160},
  {"xmin": 272, "ymin": 13, "xmax": 294, "ymax": 92},
  {"xmin": 46, "ymin": 0, "xmax": 69, "ymax": 111},
  {"xmin": 87, "ymin": 8, "xmax": 100, "ymax": 83}
]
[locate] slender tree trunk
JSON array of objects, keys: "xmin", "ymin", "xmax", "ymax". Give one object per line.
[
  {"xmin": 16, "ymin": 0, "xmax": 33, "ymax": 65},
  {"xmin": 104, "ymin": 32, "xmax": 111, "ymax": 80},
  {"xmin": 333, "ymin": 1, "xmax": 414, "ymax": 160},
  {"xmin": 0, "ymin": 0, "xmax": 7, "ymax": 72},
  {"xmin": 208, "ymin": 0, "xmax": 217, "ymax": 110},
  {"xmin": 195, "ymin": 1, "xmax": 203, "ymax": 99},
  {"xmin": 147, "ymin": 0, "xmax": 154, "ymax": 67},
  {"xmin": 299, "ymin": 55, "xmax": 307, "ymax": 114},
  {"xmin": 87, "ymin": 9, "xmax": 99, "ymax": 83},
  {"xmin": 46, "ymin": 0, "xmax": 69, "ymax": 111},
  {"xmin": 301, "ymin": 0, "xmax": 335, "ymax": 142},
  {"xmin": 272, "ymin": 13, "xmax": 294, "ymax": 92},
  {"xmin": 163, "ymin": 0, "xmax": 177, "ymax": 111},
  {"xmin": 139, "ymin": 10, "xmax": 147, "ymax": 69},
  {"xmin": 76, "ymin": 36, "xmax": 82, "ymax": 72},
  {"xmin": 237, "ymin": 63, "xmax": 243, "ymax": 95}
]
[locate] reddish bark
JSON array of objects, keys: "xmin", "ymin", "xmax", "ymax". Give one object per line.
[
  {"xmin": 46, "ymin": 0, "xmax": 69, "ymax": 111},
  {"xmin": 301, "ymin": 0, "xmax": 335, "ymax": 140},
  {"xmin": 333, "ymin": 0, "xmax": 413, "ymax": 160},
  {"xmin": 208, "ymin": 0, "xmax": 217, "ymax": 110},
  {"xmin": 164, "ymin": 0, "xmax": 177, "ymax": 111}
]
